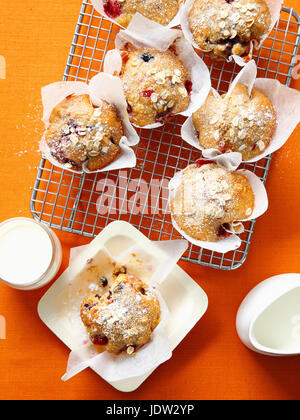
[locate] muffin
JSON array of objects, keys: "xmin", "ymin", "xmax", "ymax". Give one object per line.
[
  {"xmin": 103, "ymin": 0, "xmax": 181, "ymax": 27},
  {"xmin": 192, "ymin": 83, "xmax": 277, "ymax": 160},
  {"xmin": 170, "ymin": 162, "xmax": 255, "ymax": 242},
  {"xmin": 45, "ymin": 94, "xmax": 123, "ymax": 171},
  {"xmin": 80, "ymin": 274, "xmax": 161, "ymax": 355},
  {"xmin": 119, "ymin": 48, "xmax": 192, "ymax": 126},
  {"xmin": 188, "ymin": 0, "xmax": 271, "ymax": 59}
]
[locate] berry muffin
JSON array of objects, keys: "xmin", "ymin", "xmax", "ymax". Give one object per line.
[
  {"xmin": 188, "ymin": 0, "xmax": 271, "ymax": 59},
  {"xmin": 45, "ymin": 94, "xmax": 123, "ymax": 171},
  {"xmin": 192, "ymin": 83, "xmax": 277, "ymax": 161},
  {"xmin": 80, "ymin": 274, "xmax": 161, "ymax": 355},
  {"xmin": 102, "ymin": 0, "xmax": 181, "ymax": 27},
  {"xmin": 170, "ymin": 161, "xmax": 255, "ymax": 242},
  {"xmin": 119, "ymin": 48, "xmax": 192, "ymax": 126}
]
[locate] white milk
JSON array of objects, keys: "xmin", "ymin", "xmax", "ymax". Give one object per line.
[
  {"xmin": 252, "ymin": 287, "xmax": 300, "ymax": 353},
  {"xmin": 0, "ymin": 218, "xmax": 62, "ymax": 289}
]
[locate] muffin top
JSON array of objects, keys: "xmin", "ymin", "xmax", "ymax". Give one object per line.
[
  {"xmin": 192, "ymin": 83, "xmax": 277, "ymax": 160},
  {"xmin": 103, "ymin": 0, "xmax": 181, "ymax": 28},
  {"xmin": 188, "ymin": 0, "xmax": 271, "ymax": 59},
  {"xmin": 119, "ymin": 48, "xmax": 192, "ymax": 126},
  {"xmin": 45, "ymin": 94, "xmax": 123, "ymax": 171},
  {"xmin": 80, "ymin": 274, "xmax": 161, "ymax": 355},
  {"xmin": 170, "ymin": 162, "xmax": 255, "ymax": 242}
]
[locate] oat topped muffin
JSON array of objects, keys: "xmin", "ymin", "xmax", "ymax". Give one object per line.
[
  {"xmin": 45, "ymin": 94, "xmax": 123, "ymax": 171},
  {"xmin": 170, "ymin": 162, "xmax": 255, "ymax": 242},
  {"xmin": 119, "ymin": 48, "xmax": 192, "ymax": 126},
  {"xmin": 192, "ymin": 83, "xmax": 277, "ymax": 160},
  {"xmin": 102, "ymin": 0, "xmax": 181, "ymax": 27},
  {"xmin": 188, "ymin": 0, "xmax": 271, "ymax": 59},
  {"xmin": 80, "ymin": 274, "xmax": 161, "ymax": 355}
]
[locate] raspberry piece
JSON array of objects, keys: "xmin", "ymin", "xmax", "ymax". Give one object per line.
[
  {"xmin": 217, "ymin": 224, "xmax": 231, "ymax": 238},
  {"xmin": 91, "ymin": 335, "xmax": 108, "ymax": 346},
  {"xmin": 140, "ymin": 90, "xmax": 155, "ymax": 98},
  {"xmin": 195, "ymin": 159, "xmax": 214, "ymax": 168},
  {"xmin": 156, "ymin": 110, "xmax": 174, "ymax": 123},
  {"xmin": 218, "ymin": 141, "xmax": 232, "ymax": 153},
  {"xmin": 185, "ymin": 80, "xmax": 193, "ymax": 96},
  {"xmin": 103, "ymin": 0, "xmax": 122, "ymax": 19}
]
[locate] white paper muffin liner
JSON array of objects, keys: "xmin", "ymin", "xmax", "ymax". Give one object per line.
[
  {"xmin": 62, "ymin": 238, "xmax": 188, "ymax": 382},
  {"xmin": 180, "ymin": 0, "xmax": 283, "ymax": 66},
  {"xmin": 40, "ymin": 73, "xmax": 140, "ymax": 174},
  {"xmin": 181, "ymin": 60, "xmax": 300, "ymax": 163},
  {"xmin": 103, "ymin": 13, "xmax": 211, "ymax": 129},
  {"xmin": 168, "ymin": 153, "xmax": 268, "ymax": 253},
  {"xmin": 90, "ymin": 0, "xmax": 185, "ymax": 29}
]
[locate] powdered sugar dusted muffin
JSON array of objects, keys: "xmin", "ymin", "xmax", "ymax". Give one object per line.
[
  {"xmin": 80, "ymin": 274, "xmax": 161, "ymax": 355},
  {"xmin": 192, "ymin": 83, "xmax": 277, "ymax": 160},
  {"xmin": 188, "ymin": 0, "xmax": 271, "ymax": 59},
  {"xmin": 45, "ymin": 94, "xmax": 123, "ymax": 171},
  {"xmin": 170, "ymin": 162, "xmax": 255, "ymax": 242},
  {"xmin": 119, "ymin": 48, "xmax": 192, "ymax": 127},
  {"xmin": 103, "ymin": 0, "xmax": 181, "ymax": 27}
]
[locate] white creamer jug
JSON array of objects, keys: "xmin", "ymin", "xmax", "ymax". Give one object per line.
[{"xmin": 236, "ymin": 273, "xmax": 300, "ymax": 356}]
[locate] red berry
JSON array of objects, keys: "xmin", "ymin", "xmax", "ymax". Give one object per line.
[
  {"xmin": 103, "ymin": 0, "xmax": 122, "ymax": 19},
  {"xmin": 91, "ymin": 335, "xmax": 108, "ymax": 346},
  {"xmin": 217, "ymin": 224, "xmax": 231, "ymax": 238},
  {"xmin": 156, "ymin": 110, "xmax": 174, "ymax": 123},
  {"xmin": 140, "ymin": 90, "xmax": 155, "ymax": 98},
  {"xmin": 218, "ymin": 141, "xmax": 232, "ymax": 154},
  {"xmin": 195, "ymin": 159, "xmax": 214, "ymax": 168},
  {"xmin": 185, "ymin": 80, "xmax": 193, "ymax": 96}
]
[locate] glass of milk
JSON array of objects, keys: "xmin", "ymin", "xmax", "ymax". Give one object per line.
[{"xmin": 0, "ymin": 218, "xmax": 62, "ymax": 290}]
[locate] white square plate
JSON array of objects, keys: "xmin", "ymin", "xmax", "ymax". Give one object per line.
[{"xmin": 38, "ymin": 221, "xmax": 208, "ymax": 392}]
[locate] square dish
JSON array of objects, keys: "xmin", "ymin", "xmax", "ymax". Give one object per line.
[{"xmin": 38, "ymin": 221, "xmax": 208, "ymax": 392}]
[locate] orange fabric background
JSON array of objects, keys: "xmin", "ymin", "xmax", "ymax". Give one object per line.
[{"xmin": 0, "ymin": 0, "xmax": 300, "ymax": 400}]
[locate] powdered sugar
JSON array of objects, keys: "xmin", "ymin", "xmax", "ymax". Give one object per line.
[{"xmin": 182, "ymin": 60, "xmax": 300, "ymax": 163}]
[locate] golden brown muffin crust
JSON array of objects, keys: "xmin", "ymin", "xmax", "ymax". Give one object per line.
[
  {"xmin": 171, "ymin": 163, "xmax": 255, "ymax": 242},
  {"xmin": 119, "ymin": 48, "xmax": 192, "ymax": 127},
  {"xmin": 192, "ymin": 83, "xmax": 277, "ymax": 161},
  {"xmin": 80, "ymin": 274, "xmax": 161, "ymax": 355},
  {"xmin": 103, "ymin": 0, "xmax": 182, "ymax": 27},
  {"xmin": 188, "ymin": 0, "xmax": 271, "ymax": 59},
  {"xmin": 45, "ymin": 94, "xmax": 124, "ymax": 171}
]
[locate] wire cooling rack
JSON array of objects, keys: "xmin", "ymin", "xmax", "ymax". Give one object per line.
[{"xmin": 31, "ymin": 1, "xmax": 300, "ymax": 270}]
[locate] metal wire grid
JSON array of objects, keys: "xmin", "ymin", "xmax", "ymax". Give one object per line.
[{"xmin": 31, "ymin": 2, "xmax": 300, "ymax": 270}]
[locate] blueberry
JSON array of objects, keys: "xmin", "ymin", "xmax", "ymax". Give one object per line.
[
  {"xmin": 140, "ymin": 52, "xmax": 154, "ymax": 63},
  {"xmin": 99, "ymin": 276, "xmax": 108, "ymax": 287},
  {"xmin": 113, "ymin": 283, "xmax": 124, "ymax": 294}
]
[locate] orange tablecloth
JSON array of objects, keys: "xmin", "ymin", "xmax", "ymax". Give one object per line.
[{"xmin": 0, "ymin": 0, "xmax": 300, "ymax": 400}]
